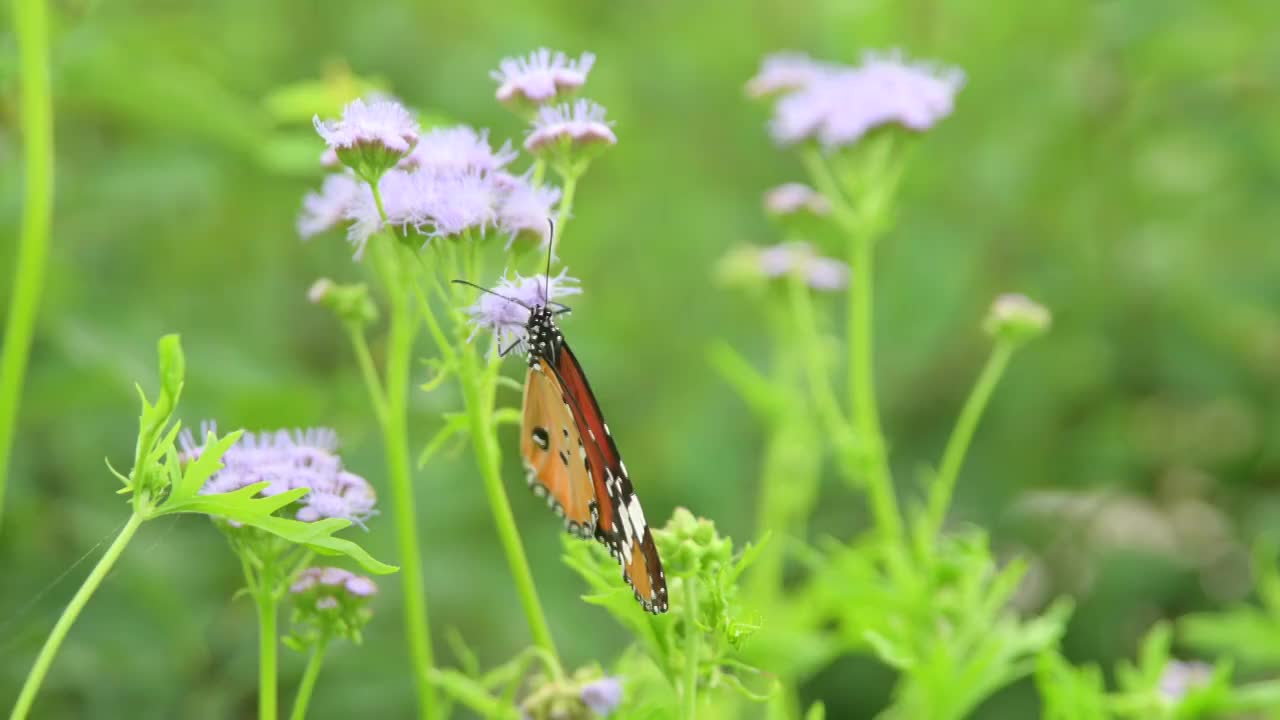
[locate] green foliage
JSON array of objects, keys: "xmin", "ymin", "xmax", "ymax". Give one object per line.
[
  {"xmin": 562, "ymin": 508, "xmax": 774, "ymax": 713},
  {"xmin": 7, "ymin": 3, "xmax": 1280, "ymax": 718},
  {"xmin": 1180, "ymin": 542, "xmax": 1280, "ymax": 670}
]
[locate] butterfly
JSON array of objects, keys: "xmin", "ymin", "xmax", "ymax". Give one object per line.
[{"xmin": 457, "ymin": 266, "xmax": 669, "ymax": 614}]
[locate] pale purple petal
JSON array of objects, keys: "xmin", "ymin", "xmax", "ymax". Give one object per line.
[
  {"xmin": 401, "ymin": 125, "xmax": 517, "ymax": 174},
  {"xmin": 767, "ymin": 50, "xmax": 963, "ymax": 149},
  {"xmin": 757, "ymin": 242, "xmax": 849, "ymax": 291},
  {"xmin": 345, "ymin": 576, "xmax": 378, "ymax": 597},
  {"xmin": 492, "ymin": 48, "xmax": 596, "ymax": 105},
  {"xmin": 465, "ymin": 269, "xmax": 582, "ymax": 349},
  {"xmin": 525, "ymin": 100, "xmax": 616, "ymax": 153},
  {"xmin": 746, "ymin": 52, "xmax": 833, "ymax": 98},
  {"xmin": 299, "ymin": 174, "xmax": 359, "ymax": 239},
  {"xmin": 580, "ymin": 677, "xmax": 623, "ymax": 716},
  {"xmin": 762, "ymin": 182, "xmax": 830, "ymax": 216},
  {"xmin": 499, "ymin": 177, "xmax": 561, "ymax": 248},
  {"xmin": 313, "ymin": 99, "xmax": 420, "ymax": 153}
]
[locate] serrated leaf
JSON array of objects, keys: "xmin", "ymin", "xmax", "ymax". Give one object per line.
[
  {"xmin": 169, "ymin": 430, "xmax": 243, "ymax": 503},
  {"xmin": 154, "ymin": 481, "xmax": 396, "ymax": 574}
]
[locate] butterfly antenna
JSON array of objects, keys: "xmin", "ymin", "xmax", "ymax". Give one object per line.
[
  {"xmin": 450, "ymin": 279, "xmax": 533, "ymax": 310},
  {"xmin": 543, "ymin": 218, "xmax": 555, "ymax": 306}
]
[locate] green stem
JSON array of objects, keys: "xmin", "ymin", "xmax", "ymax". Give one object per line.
[
  {"xmin": 848, "ymin": 230, "xmax": 901, "ymax": 544},
  {"xmin": 923, "ymin": 341, "xmax": 1014, "ymax": 543},
  {"xmin": 10, "ymin": 512, "xmax": 144, "ymax": 720},
  {"xmin": 458, "ymin": 348, "xmax": 560, "ymax": 666},
  {"xmin": 288, "ymin": 642, "xmax": 329, "ymax": 720},
  {"xmin": 346, "ymin": 326, "xmax": 388, "ymax": 426},
  {"xmin": 802, "ymin": 148, "xmax": 902, "ymax": 543},
  {"xmin": 0, "ymin": 0, "xmax": 55, "ymax": 525},
  {"xmin": 786, "ymin": 274, "xmax": 853, "ymax": 464},
  {"xmin": 375, "ymin": 241, "xmax": 438, "ymax": 720},
  {"xmin": 552, "ymin": 165, "xmax": 581, "ymax": 254},
  {"xmin": 255, "ymin": 581, "xmax": 280, "ymax": 720},
  {"xmin": 682, "ymin": 577, "xmax": 700, "ymax": 720}
]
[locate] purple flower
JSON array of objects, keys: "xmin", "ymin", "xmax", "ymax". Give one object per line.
[
  {"xmin": 762, "ymin": 182, "xmax": 830, "ymax": 216},
  {"xmin": 425, "ymin": 169, "xmax": 501, "ymax": 238},
  {"xmin": 753, "ymin": 242, "xmax": 850, "ymax": 291},
  {"xmin": 313, "ymin": 99, "xmax": 420, "ymax": 155},
  {"xmin": 580, "ymin": 677, "xmax": 623, "ymax": 716},
  {"xmin": 746, "ymin": 52, "xmax": 832, "ymax": 99},
  {"xmin": 344, "ymin": 168, "xmax": 503, "ymax": 252},
  {"xmin": 767, "ymin": 50, "xmax": 964, "ymax": 149},
  {"xmin": 525, "ymin": 100, "xmax": 616, "ymax": 153},
  {"xmin": 492, "ymin": 48, "xmax": 596, "ymax": 105},
  {"xmin": 498, "ymin": 176, "xmax": 561, "ymax": 248},
  {"xmin": 344, "ymin": 575, "xmax": 379, "ymax": 597},
  {"xmin": 465, "ymin": 268, "xmax": 582, "ymax": 350},
  {"xmin": 400, "ymin": 125, "xmax": 517, "ymax": 174},
  {"xmin": 298, "ymin": 174, "xmax": 361, "ymax": 239},
  {"xmin": 181, "ymin": 425, "xmax": 377, "ymax": 526},
  {"xmin": 1159, "ymin": 660, "xmax": 1213, "ymax": 702}
]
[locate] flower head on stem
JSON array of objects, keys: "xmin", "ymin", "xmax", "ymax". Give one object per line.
[
  {"xmin": 766, "ymin": 50, "xmax": 964, "ymax": 150},
  {"xmin": 464, "ymin": 269, "xmax": 582, "ymax": 351},
  {"xmin": 525, "ymin": 99, "xmax": 616, "ymax": 154},
  {"xmin": 314, "ymin": 98, "xmax": 420, "ymax": 183},
  {"xmin": 492, "ymin": 48, "xmax": 596, "ymax": 107}
]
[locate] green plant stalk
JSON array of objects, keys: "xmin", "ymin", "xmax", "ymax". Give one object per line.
[
  {"xmin": 682, "ymin": 577, "xmax": 700, "ymax": 720},
  {"xmin": 551, "ymin": 164, "xmax": 582, "ymax": 255},
  {"xmin": 786, "ymin": 274, "xmax": 853, "ymax": 467},
  {"xmin": 288, "ymin": 643, "xmax": 328, "ymax": 720},
  {"xmin": 848, "ymin": 230, "xmax": 902, "ymax": 544},
  {"xmin": 347, "ymin": 326, "xmax": 388, "ymax": 426},
  {"xmin": 457, "ymin": 346, "xmax": 560, "ymax": 664},
  {"xmin": 9, "ymin": 511, "xmax": 144, "ymax": 720},
  {"xmin": 922, "ymin": 340, "xmax": 1015, "ymax": 545},
  {"xmin": 376, "ymin": 242, "xmax": 438, "ymax": 720},
  {"xmin": 407, "ymin": 241, "xmax": 560, "ymax": 669},
  {"xmin": 802, "ymin": 148, "xmax": 902, "ymax": 544},
  {"xmin": 0, "ymin": 0, "xmax": 55, "ymax": 525},
  {"xmin": 255, "ymin": 581, "xmax": 280, "ymax": 720}
]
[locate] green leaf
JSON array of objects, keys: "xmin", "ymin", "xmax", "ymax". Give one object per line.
[
  {"xmin": 168, "ymin": 430, "xmax": 243, "ymax": 504},
  {"xmin": 416, "ymin": 414, "xmax": 468, "ymax": 469},
  {"xmin": 156, "ymin": 333, "xmax": 185, "ymax": 411},
  {"xmin": 428, "ymin": 668, "xmax": 519, "ymax": 720},
  {"xmin": 155, "ymin": 482, "xmax": 396, "ymax": 575}
]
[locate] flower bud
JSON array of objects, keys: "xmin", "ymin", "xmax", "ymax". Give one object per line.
[
  {"xmin": 983, "ymin": 293, "xmax": 1051, "ymax": 345},
  {"xmin": 308, "ymin": 278, "xmax": 378, "ymax": 329}
]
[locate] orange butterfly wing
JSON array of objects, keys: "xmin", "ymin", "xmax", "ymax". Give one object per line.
[
  {"xmin": 554, "ymin": 341, "xmax": 669, "ymax": 614},
  {"xmin": 521, "ymin": 358, "xmax": 598, "ymax": 539}
]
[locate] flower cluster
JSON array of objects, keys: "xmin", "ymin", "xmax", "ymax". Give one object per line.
[
  {"xmin": 300, "ymin": 121, "xmax": 558, "ymax": 257},
  {"xmin": 301, "ymin": 48, "xmax": 617, "ymax": 260},
  {"xmin": 490, "ymin": 49, "xmax": 616, "ymax": 160},
  {"xmin": 465, "ymin": 269, "xmax": 582, "ymax": 350},
  {"xmin": 287, "ymin": 566, "xmax": 378, "ymax": 646},
  {"xmin": 749, "ymin": 49, "xmax": 964, "ymax": 149},
  {"xmin": 518, "ymin": 668, "xmax": 623, "ymax": 719},
  {"xmin": 718, "ymin": 242, "xmax": 849, "ymax": 292},
  {"xmin": 180, "ymin": 426, "xmax": 377, "ymax": 527}
]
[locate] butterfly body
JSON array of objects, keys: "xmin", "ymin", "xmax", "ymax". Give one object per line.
[{"xmin": 519, "ymin": 305, "xmax": 669, "ymax": 614}]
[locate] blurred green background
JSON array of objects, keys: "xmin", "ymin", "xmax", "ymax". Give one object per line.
[{"xmin": 2, "ymin": 0, "xmax": 1279, "ymax": 717}]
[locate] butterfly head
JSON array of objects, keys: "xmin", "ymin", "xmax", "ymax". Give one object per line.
[{"xmin": 524, "ymin": 304, "xmax": 564, "ymax": 366}]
